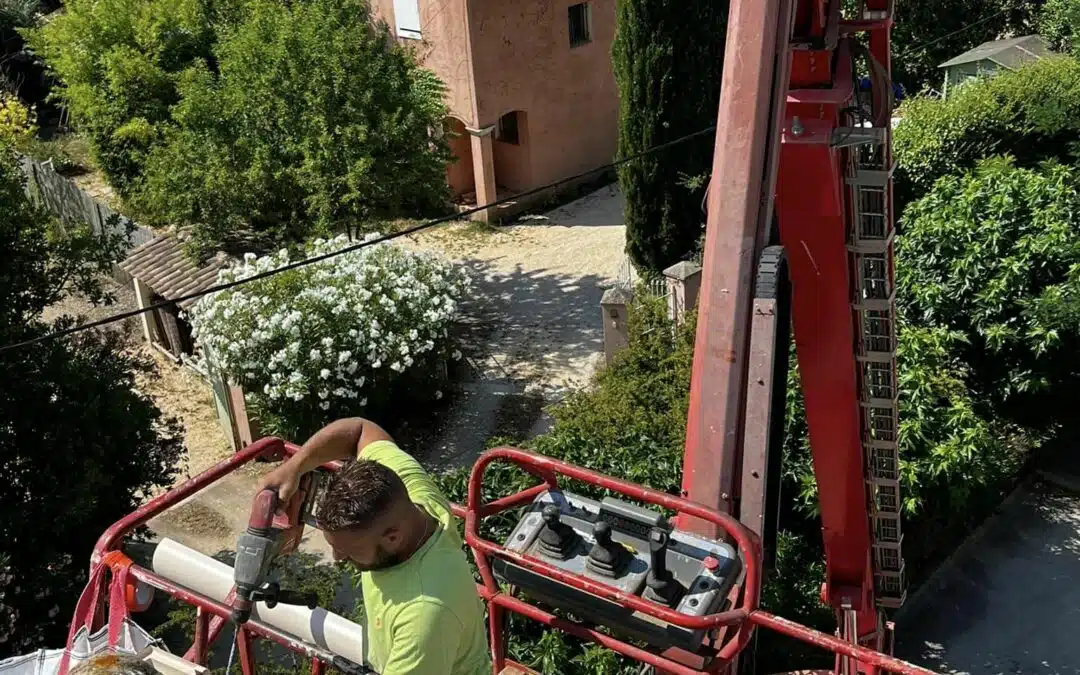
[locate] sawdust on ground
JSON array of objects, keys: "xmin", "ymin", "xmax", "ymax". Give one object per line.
[{"xmin": 134, "ymin": 348, "xmax": 238, "ymax": 483}]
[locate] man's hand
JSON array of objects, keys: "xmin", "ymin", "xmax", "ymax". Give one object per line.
[
  {"xmin": 257, "ymin": 463, "xmax": 302, "ymax": 502},
  {"xmin": 255, "ymin": 418, "xmax": 395, "ymax": 502}
]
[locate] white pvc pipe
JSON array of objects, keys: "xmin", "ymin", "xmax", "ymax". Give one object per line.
[{"xmin": 151, "ymin": 538, "xmax": 367, "ymax": 667}]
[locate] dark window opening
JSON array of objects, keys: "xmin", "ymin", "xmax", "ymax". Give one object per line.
[
  {"xmin": 568, "ymin": 3, "xmax": 591, "ymax": 47},
  {"xmin": 497, "ymin": 111, "xmax": 520, "ymax": 145}
]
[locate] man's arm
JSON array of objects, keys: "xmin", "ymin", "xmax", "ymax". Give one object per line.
[
  {"xmin": 257, "ymin": 417, "xmax": 393, "ymax": 500},
  {"xmin": 380, "ymin": 600, "xmax": 463, "ymax": 675}
]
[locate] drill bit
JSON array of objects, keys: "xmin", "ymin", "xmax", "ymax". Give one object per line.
[{"xmin": 225, "ymin": 624, "xmax": 239, "ymax": 674}]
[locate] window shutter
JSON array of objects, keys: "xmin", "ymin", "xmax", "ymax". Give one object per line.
[{"xmin": 394, "ymin": 0, "xmax": 422, "ymax": 39}]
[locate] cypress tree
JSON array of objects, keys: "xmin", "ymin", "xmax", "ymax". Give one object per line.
[{"xmin": 612, "ymin": 0, "xmax": 728, "ymax": 273}]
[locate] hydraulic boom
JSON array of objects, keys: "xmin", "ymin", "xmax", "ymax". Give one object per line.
[{"xmin": 682, "ymin": 0, "xmax": 903, "ymax": 669}]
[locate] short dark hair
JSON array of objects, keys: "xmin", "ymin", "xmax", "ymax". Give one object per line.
[{"xmin": 317, "ymin": 459, "xmax": 409, "ymax": 532}]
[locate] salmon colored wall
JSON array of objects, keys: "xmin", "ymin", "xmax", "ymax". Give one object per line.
[
  {"xmin": 372, "ymin": 0, "xmax": 618, "ymax": 192},
  {"xmin": 370, "ymin": 0, "xmax": 477, "ymax": 122},
  {"xmin": 469, "ymin": 0, "xmax": 618, "ymax": 188},
  {"xmin": 492, "ymin": 112, "xmax": 532, "ymax": 191},
  {"xmin": 446, "ymin": 117, "xmax": 476, "ymax": 195}
]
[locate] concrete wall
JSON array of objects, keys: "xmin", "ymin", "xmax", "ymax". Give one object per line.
[{"xmin": 372, "ymin": 0, "xmax": 619, "ymax": 194}]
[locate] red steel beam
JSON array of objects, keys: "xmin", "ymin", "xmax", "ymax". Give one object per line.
[{"xmin": 679, "ymin": 0, "xmax": 796, "ymax": 536}]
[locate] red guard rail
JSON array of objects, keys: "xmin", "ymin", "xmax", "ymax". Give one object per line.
[{"xmin": 69, "ymin": 437, "xmax": 936, "ymax": 675}]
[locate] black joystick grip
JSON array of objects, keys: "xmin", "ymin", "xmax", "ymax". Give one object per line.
[
  {"xmin": 587, "ymin": 520, "xmax": 628, "ymax": 578},
  {"xmin": 594, "ymin": 520, "xmax": 613, "ymax": 546},
  {"xmin": 644, "ymin": 528, "xmax": 683, "ymax": 606},
  {"xmin": 537, "ymin": 505, "xmax": 577, "ymax": 560},
  {"xmin": 648, "ymin": 529, "xmax": 669, "ymax": 577}
]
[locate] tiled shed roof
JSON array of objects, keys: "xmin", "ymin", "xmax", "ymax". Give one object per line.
[
  {"xmin": 938, "ymin": 35, "xmax": 1052, "ymax": 69},
  {"xmin": 119, "ymin": 234, "xmax": 232, "ymax": 310}
]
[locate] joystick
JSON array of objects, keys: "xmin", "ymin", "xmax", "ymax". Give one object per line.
[
  {"xmin": 643, "ymin": 527, "xmax": 683, "ymax": 606},
  {"xmin": 586, "ymin": 521, "xmax": 630, "ymax": 578},
  {"xmin": 537, "ymin": 505, "xmax": 578, "ymax": 560}
]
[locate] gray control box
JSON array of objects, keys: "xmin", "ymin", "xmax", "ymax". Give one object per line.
[{"xmin": 493, "ymin": 489, "xmax": 742, "ymax": 653}]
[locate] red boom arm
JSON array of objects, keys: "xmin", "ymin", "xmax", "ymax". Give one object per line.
[{"xmin": 682, "ymin": 0, "xmax": 903, "ymax": 668}]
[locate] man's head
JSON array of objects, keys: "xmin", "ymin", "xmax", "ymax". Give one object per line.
[
  {"xmin": 317, "ymin": 459, "xmax": 419, "ymax": 571},
  {"xmin": 70, "ymin": 652, "xmax": 158, "ymax": 675}
]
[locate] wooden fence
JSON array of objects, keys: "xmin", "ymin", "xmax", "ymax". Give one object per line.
[{"xmin": 17, "ymin": 155, "xmax": 155, "ymax": 284}]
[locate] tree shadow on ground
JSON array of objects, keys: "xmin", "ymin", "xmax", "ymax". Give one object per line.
[{"xmin": 408, "ymin": 255, "xmax": 616, "ymax": 471}]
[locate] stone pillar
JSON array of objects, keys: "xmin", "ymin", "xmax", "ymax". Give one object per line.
[
  {"xmin": 467, "ymin": 124, "xmax": 498, "ymax": 222},
  {"xmin": 600, "ymin": 286, "xmax": 634, "ymax": 364},
  {"xmin": 664, "ymin": 260, "xmax": 703, "ymax": 326},
  {"xmin": 133, "ymin": 277, "xmax": 156, "ymax": 344}
]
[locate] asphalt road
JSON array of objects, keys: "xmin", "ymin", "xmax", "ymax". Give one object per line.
[{"xmin": 895, "ymin": 471, "xmax": 1080, "ymax": 675}]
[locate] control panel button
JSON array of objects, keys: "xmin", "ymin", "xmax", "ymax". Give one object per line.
[{"xmin": 703, "ymin": 556, "xmax": 719, "ymax": 573}]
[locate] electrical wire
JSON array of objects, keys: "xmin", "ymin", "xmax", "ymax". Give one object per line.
[
  {"xmin": 896, "ymin": 7, "xmax": 1013, "ymax": 58},
  {"xmin": 0, "ymin": 124, "xmax": 718, "ymax": 356}
]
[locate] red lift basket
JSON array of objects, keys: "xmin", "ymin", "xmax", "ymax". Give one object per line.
[
  {"xmin": 59, "ymin": 438, "xmax": 935, "ymax": 675},
  {"xmin": 456, "ymin": 447, "xmax": 937, "ymax": 675}
]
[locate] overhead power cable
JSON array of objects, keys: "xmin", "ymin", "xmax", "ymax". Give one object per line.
[
  {"xmin": 897, "ymin": 7, "xmax": 1013, "ymax": 58},
  {"xmin": 0, "ymin": 124, "xmax": 718, "ymax": 356}
]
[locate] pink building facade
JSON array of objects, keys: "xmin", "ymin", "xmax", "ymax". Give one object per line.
[{"xmin": 372, "ymin": 0, "xmax": 619, "ymax": 219}]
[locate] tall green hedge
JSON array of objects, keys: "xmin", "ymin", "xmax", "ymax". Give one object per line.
[
  {"xmin": 611, "ymin": 0, "xmax": 727, "ymax": 273},
  {"xmin": 898, "ymin": 157, "xmax": 1080, "ymax": 431}
]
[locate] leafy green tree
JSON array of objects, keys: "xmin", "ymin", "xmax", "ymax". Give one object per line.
[
  {"xmin": 893, "ymin": 56, "xmax": 1080, "ymax": 207},
  {"xmin": 1035, "ymin": 0, "xmax": 1080, "ymax": 54},
  {"xmin": 0, "ymin": 144, "xmax": 184, "ymax": 655},
  {"xmin": 133, "ymin": 0, "xmax": 451, "ymax": 258},
  {"xmin": 611, "ymin": 0, "xmax": 727, "ymax": 273},
  {"xmin": 26, "ymin": 0, "xmax": 235, "ymax": 191},
  {"xmin": 898, "ymin": 156, "xmax": 1080, "ymax": 430}
]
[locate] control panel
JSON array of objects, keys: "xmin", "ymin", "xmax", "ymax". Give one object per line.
[{"xmin": 492, "ymin": 489, "xmax": 743, "ymax": 652}]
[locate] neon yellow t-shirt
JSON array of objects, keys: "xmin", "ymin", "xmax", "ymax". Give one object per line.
[{"xmin": 358, "ymin": 440, "xmax": 491, "ymax": 675}]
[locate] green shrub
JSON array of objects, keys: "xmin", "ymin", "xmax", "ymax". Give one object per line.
[
  {"xmin": 132, "ymin": 0, "xmax": 451, "ymax": 258},
  {"xmin": 26, "ymin": 0, "xmax": 231, "ymax": 191},
  {"xmin": 0, "ymin": 144, "xmax": 185, "ymax": 655},
  {"xmin": 612, "ymin": 0, "xmax": 727, "ymax": 272},
  {"xmin": 1036, "ymin": 0, "xmax": 1080, "ymax": 55},
  {"xmin": 189, "ymin": 235, "xmax": 469, "ymax": 441},
  {"xmin": 893, "ymin": 56, "xmax": 1080, "ymax": 207},
  {"xmin": 898, "ymin": 157, "xmax": 1080, "ymax": 429}
]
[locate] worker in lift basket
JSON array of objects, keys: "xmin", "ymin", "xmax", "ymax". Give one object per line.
[{"xmin": 257, "ymin": 417, "xmax": 492, "ymax": 675}]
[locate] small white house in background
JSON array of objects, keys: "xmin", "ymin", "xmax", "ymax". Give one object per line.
[{"xmin": 938, "ymin": 35, "xmax": 1053, "ymax": 99}]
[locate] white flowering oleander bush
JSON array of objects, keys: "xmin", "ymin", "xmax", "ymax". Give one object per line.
[{"xmin": 189, "ymin": 234, "xmax": 471, "ymax": 438}]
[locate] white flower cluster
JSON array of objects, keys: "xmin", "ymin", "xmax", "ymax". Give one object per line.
[{"xmin": 189, "ymin": 234, "xmax": 470, "ymax": 412}]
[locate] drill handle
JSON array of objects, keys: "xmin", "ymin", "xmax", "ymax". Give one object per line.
[{"xmin": 276, "ymin": 589, "xmax": 319, "ymax": 609}]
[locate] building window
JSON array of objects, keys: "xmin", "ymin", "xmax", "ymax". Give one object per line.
[
  {"xmin": 568, "ymin": 3, "xmax": 591, "ymax": 48},
  {"xmin": 394, "ymin": 0, "xmax": 422, "ymax": 39},
  {"xmin": 497, "ymin": 111, "xmax": 520, "ymax": 145}
]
